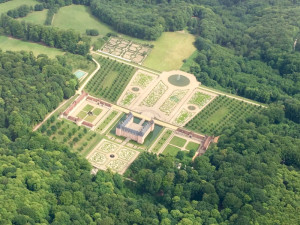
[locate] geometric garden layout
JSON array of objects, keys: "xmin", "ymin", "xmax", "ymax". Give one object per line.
[
  {"xmin": 59, "ymin": 55, "xmax": 262, "ymax": 174},
  {"xmin": 118, "ymin": 70, "xmax": 217, "ymax": 126},
  {"xmin": 86, "ymin": 139, "xmax": 139, "ymax": 174}
]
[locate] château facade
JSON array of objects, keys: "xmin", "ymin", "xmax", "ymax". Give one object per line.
[{"xmin": 116, "ymin": 112, "xmax": 154, "ymax": 144}]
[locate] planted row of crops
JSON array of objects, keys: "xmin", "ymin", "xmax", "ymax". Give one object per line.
[
  {"xmin": 85, "ymin": 56, "xmax": 136, "ymax": 102},
  {"xmin": 185, "ymin": 96, "xmax": 262, "ymax": 135}
]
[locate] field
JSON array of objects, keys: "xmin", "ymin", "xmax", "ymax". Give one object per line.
[
  {"xmin": 19, "ymin": 10, "xmax": 48, "ymax": 25},
  {"xmin": 85, "ymin": 56, "xmax": 136, "ymax": 102},
  {"xmin": 186, "ymin": 141, "xmax": 200, "ymax": 151},
  {"xmin": 52, "ymin": 5, "xmax": 114, "ymax": 41},
  {"xmin": 170, "ymin": 136, "xmax": 187, "ymax": 148},
  {"xmin": 0, "ymin": 36, "xmax": 64, "ymax": 58},
  {"xmin": 40, "ymin": 117, "xmax": 103, "ymax": 155},
  {"xmin": 185, "ymin": 96, "xmax": 263, "ymax": 135},
  {"xmin": 180, "ymin": 50, "xmax": 198, "ymax": 72},
  {"xmin": 0, "ymin": 0, "xmax": 38, "ymax": 15},
  {"xmin": 143, "ymin": 31, "xmax": 196, "ymax": 71},
  {"xmin": 162, "ymin": 145, "xmax": 181, "ymax": 157}
]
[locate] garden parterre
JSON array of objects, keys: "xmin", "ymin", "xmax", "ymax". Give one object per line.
[
  {"xmin": 100, "ymin": 37, "xmax": 151, "ymax": 64},
  {"xmin": 141, "ymin": 81, "xmax": 168, "ymax": 107},
  {"xmin": 87, "ymin": 139, "xmax": 139, "ymax": 174},
  {"xmin": 159, "ymin": 89, "xmax": 188, "ymax": 115}
]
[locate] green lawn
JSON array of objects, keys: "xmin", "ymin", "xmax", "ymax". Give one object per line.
[
  {"xmin": 77, "ymin": 111, "xmax": 87, "ymax": 119},
  {"xmin": 181, "ymin": 50, "xmax": 198, "ymax": 72},
  {"xmin": 85, "ymin": 115, "xmax": 97, "ymax": 123},
  {"xmin": 162, "ymin": 145, "xmax": 181, "ymax": 157},
  {"xmin": 93, "ymin": 108, "xmax": 102, "ymax": 116},
  {"xmin": 151, "ymin": 129, "xmax": 173, "ymax": 153},
  {"xmin": 52, "ymin": 5, "xmax": 114, "ymax": 41},
  {"xmin": 186, "ymin": 142, "xmax": 200, "ymax": 151},
  {"xmin": 143, "ymin": 31, "xmax": 196, "ymax": 71},
  {"xmin": 170, "ymin": 136, "xmax": 187, "ymax": 148},
  {"xmin": 96, "ymin": 111, "xmax": 119, "ymax": 133},
  {"xmin": 0, "ymin": 36, "xmax": 64, "ymax": 58},
  {"xmin": 208, "ymin": 107, "xmax": 230, "ymax": 126},
  {"xmin": 83, "ymin": 104, "xmax": 94, "ymax": 112},
  {"xmin": 19, "ymin": 10, "xmax": 48, "ymax": 25},
  {"xmin": 0, "ymin": 0, "xmax": 38, "ymax": 15}
]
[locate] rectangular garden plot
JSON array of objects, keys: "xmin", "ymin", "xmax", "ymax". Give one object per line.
[
  {"xmin": 86, "ymin": 139, "xmax": 139, "ymax": 174},
  {"xmin": 99, "ymin": 37, "xmax": 151, "ymax": 64}
]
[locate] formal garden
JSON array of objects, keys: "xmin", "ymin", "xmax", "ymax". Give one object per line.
[
  {"xmin": 85, "ymin": 56, "xmax": 136, "ymax": 102},
  {"xmin": 141, "ymin": 81, "xmax": 168, "ymax": 107},
  {"xmin": 96, "ymin": 110, "xmax": 120, "ymax": 134},
  {"xmin": 188, "ymin": 91, "xmax": 212, "ymax": 108},
  {"xmin": 131, "ymin": 73, "xmax": 154, "ymax": 89},
  {"xmin": 159, "ymin": 89, "xmax": 188, "ymax": 115},
  {"xmin": 185, "ymin": 95, "xmax": 263, "ymax": 135},
  {"xmin": 120, "ymin": 91, "xmax": 137, "ymax": 107},
  {"xmin": 87, "ymin": 139, "xmax": 139, "ymax": 173},
  {"xmin": 100, "ymin": 37, "xmax": 151, "ymax": 64},
  {"xmin": 160, "ymin": 134, "xmax": 199, "ymax": 163},
  {"xmin": 174, "ymin": 109, "xmax": 194, "ymax": 126},
  {"xmin": 76, "ymin": 104, "xmax": 102, "ymax": 123},
  {"xmin": 151, "ymin": 130, "xmax": 172, "ymax": 153},
  {"xmin": 169, "ymin": 136, "xmax": 187, "ymax": 147}
]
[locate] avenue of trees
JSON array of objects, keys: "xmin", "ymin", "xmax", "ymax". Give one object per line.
[{"xmin": 0, "ymin": 15, "xmax": 90, "ymax": 55}]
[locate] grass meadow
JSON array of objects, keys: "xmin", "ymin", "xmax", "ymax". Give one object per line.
[
  {"xmin": 3, "ymin": 2, "xmax": 197, "ymax": 72},
  {"xmin": 0, "ymin": 0, "xmax": 38, "ymax": 15},
  {"xmin": 52, "ymin": 5, "xmax": 114, "ymax": 41},
  {"xmin": 143, "ymin": 31, "xmax": 196, "ymax": 71},
  {"xmin": 0, "ymin": 36, "xmax": 64, "ymax": 58},
  {"xmin": 19, "ymin": 9, "xmax": 48, "ymax": 25}
]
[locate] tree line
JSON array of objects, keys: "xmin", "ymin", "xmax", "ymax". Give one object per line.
[
  {"xmin": 6, "ymin": 5, "xmax": 33, "ymax": 18},
  {"xmin": 0, "ymin": 14, "xmax": 90, "ymax": 55}
]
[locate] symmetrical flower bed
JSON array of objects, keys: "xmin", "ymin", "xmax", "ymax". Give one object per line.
[
  {"xmin": 159, "ymin": 90, "xmax": 188, "ymax": 115},
  {"xmin": 120, "ymin": 91, "xmax": 137, "ymax": 106},
  {"xmin": 118, "ymin": 148, "xmax": 137, "ymax": 160},
  {"xmin": 189, "ymin": 91, "xmax": 212, "ymax": 108},
  {"xmin": 90, "ymin": 152, "xmax": 107, "ymax": 165},
  {"xmin": 107, "ymin": 160, "xmax": 127, "ymax": 172},
  {"xmin": 141, "ymin": 81, "xmax": 168, "ymax": 107},
  {"xmin": 131, "ymin": 73, "xmax": 154, "ymax": 89},
  {"xmin": 98, "ymin": 141, "xmax": 118, "ymax": 153},
  {"xmin": 87, "ymin": 140, "xmax": 139, "ymax": 173},
  {"xmin": 100, "ymin": 37, "xmax": 150, "ymax": 64},
  {"xmin": 174, "ymin": 109, "xmax": 194, "ymax": 126}
]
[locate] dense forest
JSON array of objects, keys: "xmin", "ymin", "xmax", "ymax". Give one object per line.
[
  {"xmin": 1, "ymin": 0, "xmax": 300, "ymax": 224},
  {"xmin": 0, "ymin": 51, "xmax": 300, "ymax": 224}
]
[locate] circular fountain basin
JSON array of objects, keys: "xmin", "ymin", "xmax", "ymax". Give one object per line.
[{"xmin": 168, "ymin": 74, "xmax": 190, "ymax": 87}]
